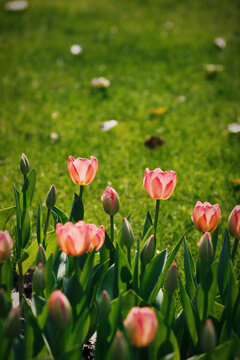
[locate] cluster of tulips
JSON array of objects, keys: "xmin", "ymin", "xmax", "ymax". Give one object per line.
[{"xmin": 0, "ymin": 153, "xmax": 239, "ymax": 360}]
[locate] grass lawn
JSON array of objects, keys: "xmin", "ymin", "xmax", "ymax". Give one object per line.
[{"xmin": 0, "ymin": 0, "xmax": 240, "ymax": 262}]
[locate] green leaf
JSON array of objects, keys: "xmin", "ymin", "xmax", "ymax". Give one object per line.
[
  {"xmin": 17, "ymin": 240, "xmax": 38, "ymax": 275},
  {"xmin": 86, "ymin": 262, "xmax": 108, "ymax": 309},
  {"xmin": 0, "ymin": 259, "xmax": 13, "ymax": 293},
  {"xmin": 111, "ymin": 289, "xmax": 144, "ymax": 320},
  {"xmin": 21, "ymin": 168, "xmax": 36, "ymax": 207},
  {"xmin": 69, "ymin": 193, "xmax": 84, "ymax": 222},
  {"xmin": 96, "ymin": 264, "xmax": 115, "ymax": 304},
  {"xmin": 212, "ymin": 226, "xmax": 219, "ymax": 255},
  {"xmin": 184, "ymin": 238, "xmax": 196, "ymax": 300},
  {"xmin": 46, "ymin": 232, "xmax": 59, "ymax": 263},
  {"xmin": 13, "ymin": 184, "xmax": 21, "ymax": 250},
  {"xmin": 132, "ymin": 241, "xmax": 140, "ymax": 292},
  {"xmin": 37, "ymin": 202, "xmax": 43, "ymax": 245},
  {"xmin": 149, "ymin": 311, "xmax": 180, "ymax": 360},
  {"xmin": 80, "ymin": 251, "xmax": 95, "ymax": 291},
  {"xmin": 43, "ymin": 255, "xmax": 56, "ymax": 297},
  {"xmin": 21, "ymin": 210, "xmax": 31, "ymax": 248},
  {"xmin": 0, "ymin": 206, "xmax": 16, "ymax": 228},
  {"xmin": 54, "ymin": 251, "xmax": 69, "ymax": 284},
  {"xmin": 51, "ymin": 206, "xmax": 69, "ymax": 225},
  {"xmin": 113, "ymin": 243, "xmax": 132, "ymax": 298},
  {"xmin": 140, "ymin": 249, "xmax": 167, "ymax": 300},
  {"xmin": 179, "ymin": 277, "xmax": 198, "ymax": 346},
  {"xmin": 218, "ymin": 229, "xmax": 230, "ymax": 296},
  {"xmin": 153, "ymin": 234, "xmax": 184, "ymax": 300},
  {"xmin": 196, "ymin": 261, "xmax": 218, "ymax": 321},
  {"xmin": 142, "ymin": 211, "xmax": 153, "ymax": 239}
]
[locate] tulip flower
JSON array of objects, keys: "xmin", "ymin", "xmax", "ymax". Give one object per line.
[
  {"xmin": 228, "ymin": 205, "xmax": 240, "ymax": 239},
  {"xmin": 143, "ymin": 168, "xmax": 177, "ymax": 200},
  {"xmin": 101, "ymin": 186, "xmax": 120, "ymax": 216},
  {"xmin": 56, "ymin": 221, "xmax": 90, "ymax": 257},
  {"xmin": 68, "ymin": 156, "xmax": 98, "ymax": 186},
  {"xmin": 0, "ymin": 231, "xmax": 13, "ymax": 263},
  {"xmin": 201, "ymin": 319, "xmax": 216, "ymax": 353},
  {"xmin": 20, "ymin": 153, "xmax": 30, "ymax": 176},
  {"xmin": 4, "ymin": 308, "xmax": 20, "ymax": 341},
  {"xmin": 110, "ymin": 331, "xmax": 130, "ymax": 360},
  {"xmin": 228, "ymin": 205, "xmax": 240, "ymax": 262},
  {"xmin": 143, "ymin": 168, "xmax": 177, "ymax": 240},
  {"xmin": 56, "ymin": 221, "xmax": 105, "ymax": 256},
  {"xmin": 191, "ymin": 201, "xmax": 221, "ymax": 233},
  {"xmin": 49, "ymin": 290, "xmax": 72, "ymax": 328},
  {"xmin": 164, "ymin": 263, "xmax": 178, "ymax": 294},
  {"xmin": 124, "ymin": 307, "xmax": 158, "ymax": 347},
  {"xmin": 86, "ymin": 223, "xmax": 105, "ymax": 252}
]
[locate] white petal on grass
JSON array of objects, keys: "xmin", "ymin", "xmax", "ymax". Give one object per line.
[
  {"xmin": 5, "ymin": 0, "xmax": 28, "ymax": 11},
  {"xmin": 91, "ymin": 77, "xmax": 110, "ymax": 88},
  {"xmin": 179, "ymin": 95, "xmax": 186, "ymax": 102},
  {"xmin": 100, "ymin": 120, "xmax": 118, "ymax": 131},
  {"xmin": 163, "ymin": 21, "xmax": 174, "ymax": 29},
  {"xmin": 70, "ymin": 44, "xmax": 83, "ymax": 55},
  {"xmin": 204, "ymin": 64, "xmax": 224, "ymax": 72},
  {"xmin": 214, "ymin": 37, "xmax": 226, "ymax": 49},
  {"xmin": 228, "ymin": 123, "xmax": 240, "ymax": 133},
  {"xmin": 50, "ymin": 132, "xmax": 59, "ymax": 142}
]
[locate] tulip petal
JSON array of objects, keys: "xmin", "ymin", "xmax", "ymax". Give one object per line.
[
  {"xmin": 68, "ymin": 156, "xmax": 80, "ymax": 184},
  {"xmin": 73, "ymin": 158, "xmax": 91, "ymax": 185},
  {"xmin": 151, "ymin": 175, "xmax": 163, "ymax": 199}
]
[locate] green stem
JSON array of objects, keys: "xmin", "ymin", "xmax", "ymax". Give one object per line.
[
  {"xmin": 231, "ymin": 238, "xmax": 239, "ymax": 263},
  {"xmin": 74, "ymin": 256, "xmax": 80, "ymax": 278},
  {"xmin": 127, "ymin": 247, "xmax": 131, "ymax": 267},
  {"xmin": 154, "ymin": 199, "xmax": 160, "ymax": 239},
  {"xmin": 79, "ymin": 185, "xmax": 84, "ymax": 200},
  {"xmin": 110, "ymin": 215, "xmax": 114, "ymax": 243},
  {"xmin": 18, "ymin": 261, "xmax": 23, "ymax": 304},
  {"xmin": 43, "ymin": 208, "xmax": 51, "ymax": 249}
]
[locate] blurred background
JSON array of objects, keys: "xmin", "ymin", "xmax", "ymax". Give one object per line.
[{"xmin": 0, "ymin": 0, "xmax": 239, "ymax": 258}]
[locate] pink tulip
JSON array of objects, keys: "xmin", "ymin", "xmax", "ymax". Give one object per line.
[
  {"xmin": 49, "ymin": 290, "xmax": 72, "ymax": 328},
  {"xmin": 191, "ymin": 201, "xmax": 221, "ymax": 232},
  {"xmin": 228, "ymin": 205, "xmax": 240, "ymax": 239},
  {"xmin": 143, "ymin": 168, "xmax": 177, "ymax": 200},
  {"xmin": 68, "ymin": 156, "xmax": 98, "ymax": 185},
  {"xmin": 86, "ymin": 223, "xmax": 105, "ymax": 251},
  {"xmin": 0, "ymin": 231, "xmax": 13, "ymax": 263},
  {"xmin": 56, "ymin": 221, "xmax": 90, "ymax": 256},
  {"xmin": 56, "ymin": 221, "xmax": 105, "ymax": 256},
  {"xmin": 124, "ymin": 307, "xmax": 158, "ymax": 347},
  {"xmin": 101, "ymin": 186, "xmax": 120, "ymax": 216}
]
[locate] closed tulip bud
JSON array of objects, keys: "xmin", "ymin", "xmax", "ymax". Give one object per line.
[
  {"xmin": 4, "ymin": 308, "xmax": 20, "ymax": 341},
  {"xmin": 99, "ymin": 290, "xmax": 111, "ymax": 320},
  {"xmin": 198, "ymin": 232, "xmax": 213, "ymax": 261},
  {"xmin": 46, "ymin": 185, "xmax": 56, "ymax": 209},
  {"xmin": 49, "ymin": 290, "xmax": 72, "ymax": 328},
  {"xmin": 164, "ymin": 263, "xmax": 178, "ymax": 294},
  {"xmin": 0, "ymin": 289, "xmax": 10, "ymax": 318},
  {"xmin": 36, "ymin": 244, "xmax": 46, "ymax": 265},
  {"xmin": 141, "ymin": 235, "xmax": 155, "ymax": 266},
  {"xmin": 110, "ymin": 331, "xmax": 130, "ymax": 360},
  {"xmin": 20, "ymin": 153, "xmax": 30, "ymax": 176},
  {"xmin": 202, "ymin": 319, "xmax": 216, "ymax": 353},
  {"xmin": 101, "ymin": 186, "xmax": 120, "ymax": 216},
  {"xmin": 124, "ymin": 307, "xmax": 158, "ymax": 347},
  {"xmin": 122, "ymin": 218, "xmax": 134, "ymax": 248},
  {"xmin": 0, "ymin": 231, "xmax": 13, "ymax": 264},
  {"xmin": 33, "ymin": 263, "xmax": 45, "ymax": 292},
  {"xmin": 228, "ymin": 205, "xmax": 240, "ymax": 239}
]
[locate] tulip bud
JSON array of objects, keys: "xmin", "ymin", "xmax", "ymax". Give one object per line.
[
  {"xmin": 202, "ymin": 319, "xmax": 216, "ymax": 353},
  {"xmin": 49, "ymin": 290, "xmax": 72, "ymax": 328},
  {"xmin": 228, "ymin": 205, "xmax": 240, "ymax": 239},
  {"xmin": 141, "ymin": 235, "xmax": 155, "ymax": 266},
  {"xmin": 99, "ymin": 290, "xmax": 111, "ymax": 320},
  {"xmin": 32, "ymin": 263, "xmax": 45, "ymax": 292},
  {"xmin": 124, "ymin": 307, "xmax": 158, "ymax": 347},
  {"xmin": 101, "ymin": 186, "xmax": 120, "ymax": 216},
  {"xmin": 0, "ymin": 231, "xmax": 13, "ymax": 263},
  {"xmin": 20, "ymin": 153, "xmax": 30, "ymax": 176},
  {"xmin": 122, "ymin": 218, "xmax": 134, "ymax": 248},
  {"xmin": 198, "ymin": 232, "xmax": 213, "ymax": 261},
  {"xmin": 4, "ymin": 308, "xmax": 20, "ymax": 341},
  {"xmin": 164, "ymin": 263, "xmax": 178, "ymax": 294},
  {"xmin": 0, "ymin": 289, "xmax": 10, "ymax": 319},
  {"xmin": 110, "ymin": 331, "xmax": 130, "ymax": 360},
  {"xmin": 46, "ymin": 185, "xmax": 56, "ymax": 209},
  {"xmin": 36, "ymin": 244, "xmax": 46, "ymax": 265}
]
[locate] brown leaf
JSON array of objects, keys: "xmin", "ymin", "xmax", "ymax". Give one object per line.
[
  {"xmin": 145, "ymin": 136, "xmax": 165, "ymax": 149},
  {"xmin": 231, "ymin": 179, "xmax": 240, "ymax": 185}
]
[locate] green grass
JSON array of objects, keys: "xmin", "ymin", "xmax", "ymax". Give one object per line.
[{"xmin": 0, "ymin": 0, "xmax": 240, "ymax": 262}]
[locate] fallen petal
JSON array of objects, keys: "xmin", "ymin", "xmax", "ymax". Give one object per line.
[
  {"xmin": 214, "ymin": 37, "xmax": 226, "ymax": 49},
  {"xmin": 228, "ymin": 123, "xmax": 240, "ymax": 133},
  {"xmin": 100, "ymin": 120, "xmax": 118, "ymax": 131},
  {"xmin": 5, "ymin": 0, "xmax": 28, "ymax": 11},
  {"xmin": 70, "ymin": 45, "xmax": 83, "ymax": 55}
]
